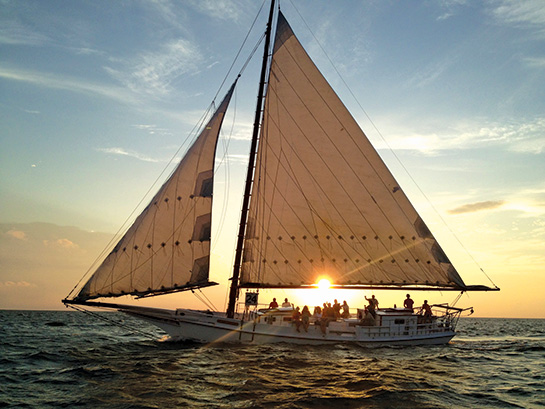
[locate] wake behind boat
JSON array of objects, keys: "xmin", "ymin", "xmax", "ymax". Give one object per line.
[{"xmin": 63, "ymin": 1, "xmax": 498, "ymax": 345}]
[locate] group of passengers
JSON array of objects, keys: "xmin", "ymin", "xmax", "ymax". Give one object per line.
[
  {"xmin": 267, "ymin": 294, "xmax": 434, "ymax": 331},
  {"xmin": 268, "ymin": 298, "xmax": 351, "ymax": 334}
]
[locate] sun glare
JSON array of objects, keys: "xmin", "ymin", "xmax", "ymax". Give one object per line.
[{"xmin": 317, "ymin": 279, "xmax": 331, "ymax": 290}]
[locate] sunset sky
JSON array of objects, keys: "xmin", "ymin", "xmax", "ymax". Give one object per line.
[{"xmin": 1, "ymin": 1, "xmax": 544, "ymax": 318}]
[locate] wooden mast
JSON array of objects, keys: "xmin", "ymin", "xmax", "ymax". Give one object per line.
[{"xmin": 227, "ymin": 0, "xmax": 276, "ymax": 318}]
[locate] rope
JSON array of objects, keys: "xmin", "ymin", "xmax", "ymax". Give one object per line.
[{"xmin": 66, "ymin": 304, "xmax": 158, "ymax": 340}]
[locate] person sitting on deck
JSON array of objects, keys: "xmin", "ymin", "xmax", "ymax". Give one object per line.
[
  {"xmin": 281, "ymin": 298, "xmax": 291, "ymax": 308},
  {"xmin": 268, "ymin": 298, "xmax": 278, "ymax": 309},
  {"xmin": 403, "ymin": 294, "xmax": 414, "ymax": 312},
  {"xmin": 313, "ymin": 305, "xmax": 322, "ymax": 317},
  {"xmin": 341, "ymin": 300, "xmax": 350, "ymax": 318},
  {"xmin": 360, "ymin": 306, "xmax": 375, "ymax": 326},
  {"xmin": 318, "ymin": 303, "xmax": 336, "ymax": 334},
  {"xmin": 365, "ymin": 295, "xmax": 379, "ymax": 318},
  {"xmin": 333, "ymin": 299, "xmax": 342, "ymax": 318},
  {"xmin": 292, "ymin": 307, "xmax": 302, "ymax": 332},
  {"xmin": 419, "ymin": 300, "xmax": 433, "ymax": 323},
  {"xmin": 301, "ymin": 305, "xmax": 311, "ymax": 332}
]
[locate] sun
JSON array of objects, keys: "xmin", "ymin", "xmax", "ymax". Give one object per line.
[{"xmin": 317, "ymin": 279, "xmax": 331, "ymax": 291}]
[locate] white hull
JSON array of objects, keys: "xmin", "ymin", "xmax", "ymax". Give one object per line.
[{"xmin": 123, "ymin": 306, "xmax": 456, "ymax": 346}]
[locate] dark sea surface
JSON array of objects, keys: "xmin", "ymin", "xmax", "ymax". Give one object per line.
[{"xmin": 1, "ymin": 311, "xmax": 544, "ymax": 409}]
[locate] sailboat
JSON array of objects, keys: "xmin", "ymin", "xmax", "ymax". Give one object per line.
[{"xmin": 63, "ymin": 2, "xmax": 499, "ymax": 346}]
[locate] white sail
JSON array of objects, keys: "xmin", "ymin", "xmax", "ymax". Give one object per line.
[
  {"xmin": 240, "ymin": 13, "xmax": 466, "ymax": 290},
  {"xmin": 76, "ymin": 84, "xmax": 235, "ymax": 300}
]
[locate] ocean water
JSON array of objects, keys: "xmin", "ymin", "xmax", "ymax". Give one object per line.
[{"xmin": 0, "ymin": 311, "xmax": 544, "ymax": 409}]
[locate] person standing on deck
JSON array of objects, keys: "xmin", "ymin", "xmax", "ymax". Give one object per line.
[
  {"xmin": 403, "ymin": 294, "xmax": 414, "ymax": 312},
  {"xmin": 268, "ymin": 298, "xmax": 278, "ymax": 309},
  {"xmin": 365, "ymin": 295, "xmax": 379, "ymax": 317}
]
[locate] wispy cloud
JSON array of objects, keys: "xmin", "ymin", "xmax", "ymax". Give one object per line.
[
  {"xmin": 97, "ymin": 147, "xmax": 162, "ymax": 163},
  {"xmin": 0, "ymin": 21, "xmax": 50, "ymax": 46},
  {"xmin": 105, "ymin": 39, "xmax": 203, "ymax": 98},
  {"xmin": 132, "ymin": 124, "xmax": 172, "ymax": 137},
  {"xmin": 378, "ymin": 116, "xmax": 545, "ymax": 154},
  {"xmin": 0, "ymin": 281, "xmax": 37, "ymax": 288},
  {"xmin": 0, "ymin": 66, "xmax": 136, "ymax": 104},
  {"xmin": 405, "ymin": 55, "xmax": 455, "ymax": 89},
  {"xmin": 5, "ymin": 230, "xmax": 27, "ymax": 240},
  {"xmin": 223, "ymin": 153, "xmax": 249, "ymax": 165},
  {"xmin": 435, "ymin": 0, "xmax": 469, "ymax": 21},
  {"xmin": 490, "ymin": 0, "xmax": 545, "ymax": 29},
  {"xmin": 43, "ymin": 238, "xmax": 79, "ymax": 249},
  {"xmin": 524, "ymin": 56, "xmax": 545, "ymax": 68},
  {"xmin": 448, "ymin": 200, "xmax": 506, "ymax": 214},
  {"xmin": 187, "ymin": 0, "xmax": 249, "ymax": 21}
]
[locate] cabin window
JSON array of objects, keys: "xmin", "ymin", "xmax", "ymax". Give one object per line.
[{"xmin": 394, "ymin": 319, "xmax": 405, "ymax": 324}]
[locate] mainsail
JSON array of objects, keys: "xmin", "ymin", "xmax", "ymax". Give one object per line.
[
  {"xmin": 239, "ymin": 13, "xmax": 466, "ymax": 290},
  {"xmin": 75, "ymin": 84, "xmax": 236, "ymax": 301}
]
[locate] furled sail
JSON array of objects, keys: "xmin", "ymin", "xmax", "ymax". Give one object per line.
[
  {"xmin": 240, "ymin": 13, "xmax": 466, "ymax": 290},
  {"xmin": 75, "ymin": 84, "xmax": 236, "ymax": 301}
]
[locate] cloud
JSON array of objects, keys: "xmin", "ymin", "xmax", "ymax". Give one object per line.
[
  {"xmin": 187, "ymin": 0, "xmax": 248, "ymax": 21},
  {"xmin": 0, "ymin": 281, "xmax": 37, "ymax": 288},
  {"xmin": 405, "ymin": 58, "xmax": 453, "ymax": 89},
  {"xmin": 223, "ymin": 153, "xmax": 249, "ymax": 165},
  {"xmin": 132, "ymin": 124, "xmax": 172, "ymax": 137},
  {"xmin": 435, "ymin": 0, "xmax": 470, "ymax": 21},
  {"xmin": 490, "ymin": 0, "xmax": 545, "ymax": 29},
  {"xmin": 105, "ymin": 38, "xmax": 203, "ymax": 98},
  {"xmin": 97, "ymin": 147, "xmax": 162, "ymax": 163},
  {"xmin": 524, "ymin": 57, "xmax": 545, "ymax": 68},
  {"xmin": 5, "ymin": 230, "xmax": 27, "ymax": 240},
  {"xmin": 377, "ymin": 116, "xmax": 545, "ymax": 154},
  {"xmin": 0, "ymin": 66, "xmax": 136, "ymax": 104},
  {"xmin": 448, "ymin": 200, "xmax": 506, "ymax": 214},
  {"xmin": 0, "ymin": 21, "xmax": 50, "ymax": 46},
  {"xmin": 503, "ymin": 200, "xmax": 545, "ymax": 217},
  {"xmin": 43, "ymin": 238, "xmax": 79, "ymax": 249}
]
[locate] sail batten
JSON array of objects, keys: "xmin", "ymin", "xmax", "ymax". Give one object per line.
[
  {"xmin": 74, "ymin": 83, "xmax": 236, "ymax": 301},
  {"xmin": 240, "ymin": 12, "xmax": 467, "ymax": 291}
]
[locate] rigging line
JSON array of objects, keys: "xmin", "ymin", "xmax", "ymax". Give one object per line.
[
  {"xmin": 451, "ymin": 291, "xmax": 464, "ymax": 307},
  {"xmin": 66, "ymin": 304, "xmax": 158, "ymax": 340},
  {"xmin": 290, "ymin": 1, "xmax": 494, "ymax": 288},
  {"xmin": 212, "ymin": 0, "xmax": 267, "ymax": 101},
  {"xmin": 191, "ymin": 290, "xmax": 214, "ymax": 311},
  {"xmin": 195, "ymin": 288, "xmax": 219, "ymax": 312},
  {"xmin": 213, "ymin": 87, "xmax": 237, "ymax": 252},
  {"xmin": 239, "ymin": 33, "xmax": 266, "ymax": 77}
]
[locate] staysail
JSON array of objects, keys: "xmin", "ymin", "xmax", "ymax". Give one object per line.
[
  {"xmin": 240, "ymin": 13, "xmax": 466, "ymax": 290},
  {"xmin": 75, "ymin": 83, "xmax": 236, "ymax": 301}
]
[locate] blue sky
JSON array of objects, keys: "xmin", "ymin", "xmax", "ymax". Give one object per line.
[{"xmin": 1, "ymin": 0, "xmax": 544, "ymax": 316}]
